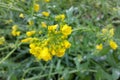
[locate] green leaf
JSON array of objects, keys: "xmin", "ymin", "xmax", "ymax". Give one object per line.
[{"xmin": 112, "ymin": 68, "xmax": 120, "ymax": 80}]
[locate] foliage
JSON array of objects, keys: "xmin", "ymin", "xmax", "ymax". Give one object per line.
[{"xmin": 0, "ymin": 0, "xmax": 120, "ymax": 80}]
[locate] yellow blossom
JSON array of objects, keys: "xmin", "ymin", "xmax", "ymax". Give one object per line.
[
  {"xmin": 56, "ymin": 48, "xmax": 65, "ymax": 57},
  {"xmin": 61, "ymin": 24, "xmax": 72, "ymax": 36},
  {"xmin": 55, "ymin": 14, "xmax": 65, "ymax": 21},
  {"xmin": 12, "ymin": 25, "xmax": 18, "ymax": 30},
  {"xmin": 29, "ymin": 43, "xmax": 36, "ymax": 48},
  {"xmin": 0, "ymin": 37, "xmax": 5, "ymax": 45},
  {"xmin": 102, "ymin": 28, "xmax": 108, "ymax": 34},
  {"xmin": 42, "ymin": 11, "xmax": 50, "ymax": 17},
  {"xmin": 44, "ymin": 0, "xmax": 50, "ymax": 2},
  {"xmin": 109, "ymin": 40, "xmax": 118, "ymax": 50},
  {"xmin": 61, "ymin": 14, "xmax": 65, "ymax": 20},
  {"xmin": 21, "ymin": 38, "xmax": 33, "ymax": 43},
  {"xmin": 11, "ymin": 25, "xmax": 21, "ymax": 36},
  {"xmin": 40, "ymin": 47, "xmax": 52, "ymax": 61},
  {"xmin": 34, "ymin": 4, "xmax": 40, "ymax": 12},
  {"xmin": 63, "ymin": 40, "xmax": 71, "ymax": 48},
  {"xmin": 5, "ymin": 19, "xmax": 13, "ymax": 24},
  {"xmin": 16, "ymin": 31, "xmax": 21, "ymax": 36},
  {"xmin": 51, "ymin": 49, "xmax": 56, "ymax": 55},
  {"xmin": 41, "ymin": 22, "xmax": 47, "ymax": 28},
  {"xmin": 19, "ymin": 13, "xmax": 24, "ymax": 18},
  {"xmin": 11, "ymin": 31, "xmax": 20, "ymax": 36},
  {"xmin": 109, "ymin": 28, "xmax": 114, "ymax": 37},
  {"xmin": 96, "ymin": 44, "xmax": 103, "ymax": 50},
  {"xmin": 48, "ymin": 24, "xmax": 58, "ymax": 31},
  {"xmin": 28, "ymin": 20, "xmax": 34, "ymax": 26},
  {"xmin": 26, "ymin": 31, "xmax": 36, "ymax": 37}
]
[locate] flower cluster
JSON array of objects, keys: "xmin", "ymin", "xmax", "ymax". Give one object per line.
[
  {"xmin": 11, "ymin": 25, "xmax": 21, "ymax": 36},
  {"xmin": 96, "ymin": 24, "xmax": 118, "ymax": 51},
  {"xmin": 19, "ymin": 11, "xmax": 72, "ymax": 61},
  {"xmin": 55, "ymin": 14, "xmax": 65, "ymax": 21},
  {"xmin": 21, "ymin": 23, "xmax": 72, "ymax": 61}
]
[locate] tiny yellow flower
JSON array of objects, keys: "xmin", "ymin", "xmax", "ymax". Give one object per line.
[
  {"xmin": 96, "ymin": 44, "xmax": 103, "ymax": 50},
  {"xmin": 40, "ymin": 47, "xmax": 52, "ymax": 61},
  {"xmin": 26, "ymin": 31, "xmax": 36, "ymax": 37},
  {"xmin": 61, "ymin": 14, "xmax": 65, "ymax": 21},
  {"xmin": 56, "ymin": 48, "xmax": 65, "ymax": 57},
  {"xmin": 11, "ymin": 25, "xmax": 21, "ymax": 36},
  {"xmin": 63, "ymin": 40, "xmax": 71, "ymax": 48},
  {"xmin": 34, "ymin": 4, "xmax": 40, "ymax": 12},
  {"xmin": 109, "ymin": 28, "xmax": 114, "ymax": 37},
  {"xmin": 12, "ymin": 25, "xmax": 18, "ymax": 30},
  {"xmin": 41, "ymin": 22, "xmax": 47, "ymax": 28},
  {"xmin": 11, "ymin": 31, "xmax": 21, "ymax": 36},
  {"xmin": 42, "ymin": 11, "xmax": 50, "ymax": 17},
  {"xmin": 44, "ymin": 0, "xmax": 50, "ymax": 2},
  {"xmin": 21, "ymin": 38, "xmax": 33, "ymax": 43},
  {"xmin": 48, "ymin": 24, "xmax": 58, "ymax": 31},
  {"xmin": 28, "ymin": 20, "xmax": 34, "ymax": 26},
  {"xmin": 51, "ymin": 49, "xmax": 56, "ymax": 55},
  {"xmin": 5, "ymin": 19, "xmax": 13, "ymax": 24},
  {"xmin": 19, "ymin": 13, "xmax": 24, "ymax": 18},
  {"xmin": 29, "ymin": 43, "xmax": 36, "ymax": 48},
  {"xmin": 61, "ymin": 24, "xmax": 72, "ymax": 36},
  {"xmin": 16, "ymin": 31, "xmax": 21, "ymax": 36},
  {"xmin": 0, "ymin": 37, "xmax": 5, "ymax": 45},
  {"xmin": 109, "ymin": 40, "xmax": 118, "ymax": 50},
  {"xmin": 55, "ymin": 14, "xmax": 65, "ymax": 21},
  {"xmin": 102, "ymin": 28, "xmax": 108, "ymax": 34}
]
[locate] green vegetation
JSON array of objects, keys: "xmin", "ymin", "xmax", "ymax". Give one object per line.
[{"xmin": 0, "ymin": 0, "xmax": 120, "ymax": 80}]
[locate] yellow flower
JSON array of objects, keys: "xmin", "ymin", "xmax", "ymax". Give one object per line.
[
  {"xmin": 51, "ymin": 49, "xmax": 56, "ymax": 55},
  {"xmin": 102, "ymin": 28, "xmax": 108, "ymax": 34},
  {"xmin": 96, "ymin": 44, "xmax": 103, "ymax": 50},
  {"xmin": 40, "ymin": 47, "xmax": 52, "ymax": 61},
  {"xmin": 11, "ymin": 31, "xmax": 21, "ymax": 36},
  {"xmin": 55, "ymin": 14, "xmax": 65, "ymax": 21},
  {"xmin": 34, "ymin": 4, "xmax": 40, "ymax": 12},
  {"xmin": 12, "ymin": 25, "xmax": 18, "ymax": 30},
  {"xmin": 63, "ymin": 40, "xmax": 71, "ymax": 48},
  {"xmin": 11, "ymin": 25, "xmax": 21, "ymax": 36},
  {"xmin": 109, "ymin": 40, "xmax": 118, "ymax": 50},
  {"xmin": 26, "ymin": 30, "xmax": 36, "ymax": 37},
  {"xmin": 61, "ymin": 14, "xmax": 65, "ymax": 20},
  {"xmin": 109, "ymin": 28, "xmax": 114, "ymax": 37},
  {"xmin": 41, "ymin": 22, "xmax": 47, "ymax": 28},
  {"xmin": 29, "ymin": 43, "xmax": 36, "ymax": 48},
  {"xmin": 0, "ymin": 37, "xmax": 5, "ymax": 45},
  {"xmin": 48, "ymin": 24, "xmax": 58, "ymax": 31},
  {"xmin": 61, "ymin": 24, "xmax": 72, "ymax": 36},
  {"xmin": 16, "ymin": 31, "xmax": 21, "ymax": 36},
  {"xmin": 42, "ymin": 11, "xmax": 50, "ymax": 17},
  {"xmin": 19, "ymin": 13, "xmax": 24, "ymax": 18},
  {"xmin": 5, "ymin": 19, "xmax": 13, "ymax": 24},
  {"xmin": 44, "ymin": 0, "xmax": 50, "ymax": 2},
  {"xmin": 56, "ymin": 48, "xmax": 65, "ymax": 57},
  {"xmin": 21, "ymin": 38, "xmax": 33, "ymax": 43},
  {"xmin": 28, "ymin": 20, "xmax": 34, "ymax": 26}
]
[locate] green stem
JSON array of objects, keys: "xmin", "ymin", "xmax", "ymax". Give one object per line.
[
  {"xmin": 0, "ymin": 42, "xmax": 21, "ymax": 64},
  {"xmin": 0, "ymin": 46, "xmax": 9, "ymax": 51},
  {"xmin": 23, "ymin": 69, "xmax": 96, "ymax": 80},
  {"xmin": 0, "ymin": 3, "xmax": 23, "ymax": 12}
]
